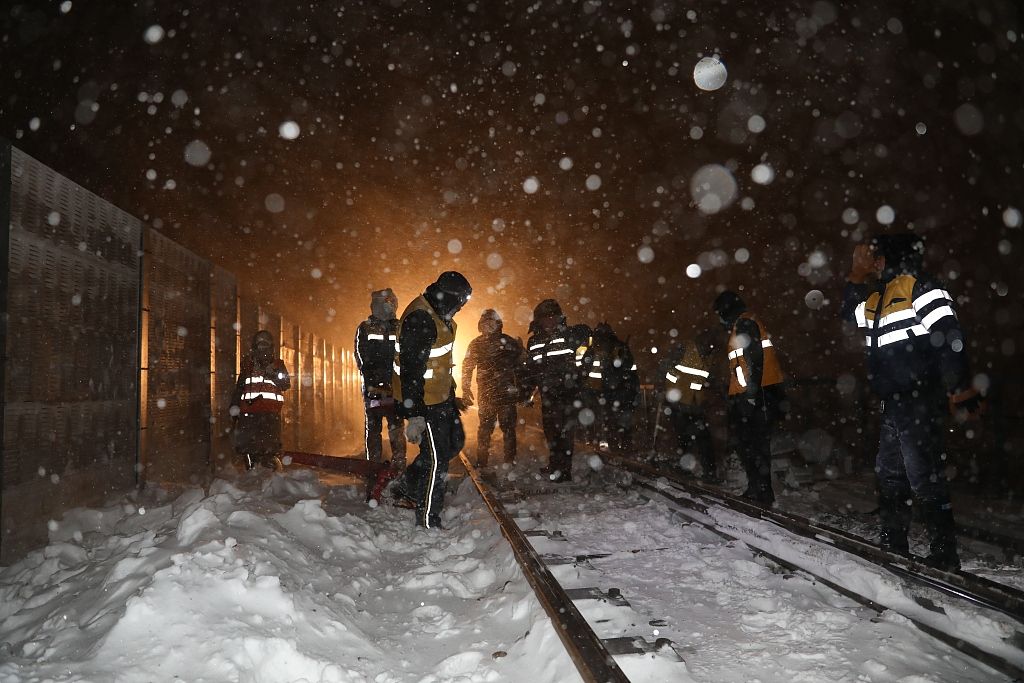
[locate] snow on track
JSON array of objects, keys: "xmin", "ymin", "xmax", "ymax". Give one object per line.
[{"xmin": 0, "ymin": 468, "xmax": 581, "ymax": 683}]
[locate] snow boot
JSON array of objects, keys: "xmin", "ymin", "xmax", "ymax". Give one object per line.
[
  {"xmin": 922, "ymin": 499, "xmax": 961, "ymax": 571},
  {"xmin": 877, "ymin": 492, "xmax": 912, "ymax": 555}
]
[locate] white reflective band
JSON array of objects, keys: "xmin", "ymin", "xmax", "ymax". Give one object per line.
[
  {"xmin": 735, "ymin": 366, "xmax": 747, "ymax": 387},
  {"xmin": 242, "ymin": 391, "xmax": 284, "ymax": 402},
  {"xmin": 423, "ymin": 368, "xmax": 434, "ymax": 379},
  {"xmin": 529, "ymin": 343, "xmax": 546, "ymax": 351},
  {"xmin": 877, "ymin": 325, "xmax": 927, "ymax": 347},
  {"xmin": 728, "ymin": 339, "xmax": 773, "ymax": 359},
  {"xmin": 665, "ymin": 372, "xmax": 679, "ymax": 383},
  {"xmin": 244, "ymin": 376, "xmax": 268, "ymax": 384},
  {"xmin": 675, "ymin": 364, "xmax": 710, "ymax": 378},
  {"xmin": 921, "ymin": 305, "xmax": 956, "ymax": 330},
  {"xmin": 429, "ymin": 342, "xmax": 454, "ymax": 358},
  {"xmin": 393, "ymin": 363, "xmax": 401, "ymax": 375},
  {"xmin": 592, "ymin": 361, "xmax": 601, "ymax": 366},
  {"xmin": 877, "ymin": 308, "xmax": 916, "ymax": 328},
  {"xmin": 388, "ymin": 335, "xmax": 397, "ymax": 341},
  {"xmin": 533, "ymin": 354, "xmax": 544, "ymax": 361},
  {"xmin": 913, "ymin": 288, "xmax": 953, "ymax": 312},
  {"xmin": 689, "ymin": 382, "xmax": 703, "ymax": 391},
  {"xmin": 575, "ymin": 361, "xmax": 582, "ymax": 366},
  {"xmin": 864, "ymin": 336, "xmax": 872, "ymax": 347},
  {"xmin": 630, "ymin": 364, "xmax": 637, "ymax": 371},
  {"xmin": 550, "ymin": 337, "xmax": 565, "ymax": 344},
  {"xmin": 855, "ymin": 301, "xmax": 867, "ymax": 328},
  {"xmin": 588, "ymin": 372, "xmax": 603, "ymax": 379},
  {"xmin": 394, "ymin": 342, "xmax": 401, "ymax": 352},
  {"xmin": 547, "ymin": 348, "xmax": 574, "ymax": 356},
  {"xmin": 367, "ymin": 334, "xmax": 385, "ymax": 340}
]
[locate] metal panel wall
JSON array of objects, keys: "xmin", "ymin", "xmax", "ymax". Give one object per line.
[
  {"xmin": 210, "ymin": 267, "xmax": 237, "ymax": 470},
  {"xmin": 140, "ymin": 229, "xmax": 211, "ymax": 482},
  {"xmin": 1, "ymin": 145, "xmax": 141, "ymax": 560}
]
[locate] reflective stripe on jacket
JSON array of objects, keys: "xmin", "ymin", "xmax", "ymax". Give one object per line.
[
  {"xmin": 665, "ymin": 344, "xmax": 710, "ymax": 406},
  {"xmin": 727, "ymin": 312, "xmax": 784, "ymax": 395},
  {"xmin": 393, "ymin": 295, "xmax": 457, "ymax": 406}
]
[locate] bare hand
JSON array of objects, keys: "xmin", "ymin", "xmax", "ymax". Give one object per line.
[{"xmin": 850, "ymin": 244, "xmax": 881, "ymax": 284}]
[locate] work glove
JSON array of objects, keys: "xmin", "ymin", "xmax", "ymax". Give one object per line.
[
  {"xmin": 405, "ymin": 416, "xmax": 427, "ymax": 445},
  {"xmin": 454, "ymin": 396, "xmax": 472, "ymax": 412},
  {"xmin": 949, "ymin": 387, "xmax": 985, "ymax": 421}
]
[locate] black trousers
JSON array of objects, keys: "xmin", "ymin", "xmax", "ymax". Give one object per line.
[
  {"xmin": 670, "ymin": 407, "xmax": 715, "ymax": 478},
  {"xmin": 477, "ymin": 401, "xmax": 517, "ymax": 465},
  {"xmin": 875, "ymin": 393, "xmax": 957, "ymax": 558},
  {"xmin": 402, "ymin": 400, "xmax": 465, "ymax": 528},
  {"xmin": 727, "ymin": 394, "xmax": 778, "ymax": 502},
  {"xmin": 363, "ymin": 397, "xmax": 406, "ymax": 469},
  {"xmin": 541, "ymin": 392, "xmax": 578, "ymax": 476}
]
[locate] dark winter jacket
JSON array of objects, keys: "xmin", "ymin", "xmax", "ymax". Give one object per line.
[
  {"xmin": 522, "ymin": 323, "xmax": 591, "ymax": 399},
  {"xmin": 841, "ymin": 272, "xmax": 970, "ymax": 398},
  {"xmin": 463, "ymin": 333, "xmax": 524, "ymax": 406},
  {"xmin": 355, "ymin": 317, "xmax": 399, "ymax": 396},
  {"xmin": 582, "ymin": 333, "xmax": 639, "ymax": 405}
]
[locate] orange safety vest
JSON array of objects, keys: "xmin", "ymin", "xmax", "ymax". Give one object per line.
[
  {"xmin": 392, "ymin": 295, "xmax": 457, "ymax": 406},
  {"xmin": 727, "ymin": 312, "xmax": 784, "ymax": 396}
]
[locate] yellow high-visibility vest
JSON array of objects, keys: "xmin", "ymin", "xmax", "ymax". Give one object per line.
[{"xmin": 392, "ymin": 295, "xmax": 457, "ymax": 406}]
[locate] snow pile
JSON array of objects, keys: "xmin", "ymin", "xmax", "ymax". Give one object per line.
[{"xmin": 0, "ymin": 468, "xmax": 581, "ymax": 682}]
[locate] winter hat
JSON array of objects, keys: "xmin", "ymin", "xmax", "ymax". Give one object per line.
[
  {"xmin": 712, "ymin": 290, "xmax": 747, "ymax": 325},
  {"xmin": 872, "ymin": 233, "xmax": 924, "ymax": 278},
  {"xmin": 434, "ymin": 271, "xmax": 472, "ymax": 298},
  {"xmin": 532, "ymin": 299, "xmax": 563, "ymax": 320},
  {"xmin": 253, "ymin": 329, "xmax": 274, "ymax": 348}
]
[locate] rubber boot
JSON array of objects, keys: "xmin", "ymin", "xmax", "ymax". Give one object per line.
[
  {"xmin": 922, "ymin": 499, "xmax": 961, "ymax": 571},
  {"xmin": 877, "ymin": 491, "xmax": 912, "ymax": 555}
]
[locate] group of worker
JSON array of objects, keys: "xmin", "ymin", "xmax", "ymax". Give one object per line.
[{"xmin": 228, "ymin": 233, "xmax": 982, "ymax": 569}]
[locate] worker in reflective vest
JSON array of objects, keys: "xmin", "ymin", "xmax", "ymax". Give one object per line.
[
  {"xmin": 355, "ymin": 288, "xmax": 406, "ymax": 473},
  {"xmin": 230, "ymin": 329, "xmax": 291, "ymax": 471},
  {"xmin": 391, "ymin": 271, "xmax": 472, "ymax": 529},
  {"xmin": 662, "ymin": 332, "xmax": 717, "ymax": 481},
  {"xmin": 842, "ymin": 233, "xmax": 981, "ymax": 571},
  {"xmin": 581, "ymin": 323, "xmax": 639, "ymax": 450},
  {"xmin": 462, "ymin": 309, "xmax": 525, "ymax": 467},
  {"xmin": 714, "ymin": 291, "xmax": 786, "ymax": 505},
  {"xmin": 520, "ymin": 299, "xmax": 592, "ymax": 482}
]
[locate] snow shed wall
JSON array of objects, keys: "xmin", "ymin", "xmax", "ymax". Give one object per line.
[
  {"xmin": 0, "ymin": 145, "xmax": 141, "ymax": 561},
  {"xmin": 0, "ymin": 144, "xmax": 362, "ymax": 562},
  {"xmin": 139, "ymin": 229, "xmax": 213, "ymax": 483}
]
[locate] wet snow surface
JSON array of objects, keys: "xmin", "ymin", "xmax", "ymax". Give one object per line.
[{"xmin": 1, "ymin": 457, "xmax": 1018, "ymax": 682}]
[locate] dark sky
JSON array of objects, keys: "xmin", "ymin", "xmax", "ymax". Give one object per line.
[{"xmin": 2, "ymin": 0, "xmax": 1022, "ymax": 383}]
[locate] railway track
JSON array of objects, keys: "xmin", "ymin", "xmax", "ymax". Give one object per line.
[{"xmin": 460, "ymin": 452, "xmax": 1024, "ymax": 681}]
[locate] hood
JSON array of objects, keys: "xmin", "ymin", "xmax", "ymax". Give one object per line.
[{"xmin": 370, "ymin": 288, "xmax": 398, "ymax": 321}]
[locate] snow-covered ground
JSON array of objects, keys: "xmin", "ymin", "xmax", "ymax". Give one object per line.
[
  {"xmin": 3, "ymin": 435, "xmax": 1022, "ymax": 682},
  {"xmin": 0, "ymin": 467, "xmax": 582, "ymax": 683}
]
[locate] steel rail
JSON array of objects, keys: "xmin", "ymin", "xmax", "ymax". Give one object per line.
[
  {"xmin": 458, "ymin": 453, "xmax": 631, "ymax": 683},
  {"xmin": 609, "ymin": 454, "xmax": 1024, "ymax": 623},
  {"xmin": 630, "ymin": 476, "xmax": 1024, "ymax": 681},
  {"xmin": 610, "ymin": 456, "xmax": 1024, "ymax": 680}
]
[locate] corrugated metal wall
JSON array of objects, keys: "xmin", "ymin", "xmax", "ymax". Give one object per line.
[
  {"xmin": 1, "ymin": 146, "xmax": 141, "ymax": 560},
  {"xmin": 0, "ymin": 144, "xmax": 363, "ymax": 561}
]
